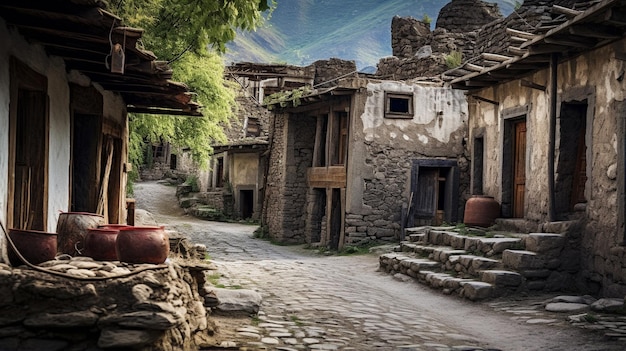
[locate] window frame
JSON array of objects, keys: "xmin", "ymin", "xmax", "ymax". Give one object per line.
[{"xmin": 384, "ymin": 92, "xmax": 414, "ymax": 119}]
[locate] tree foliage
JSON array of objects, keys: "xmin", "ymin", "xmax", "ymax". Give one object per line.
[{"xmin": 112, "ymin": 0, "xmax": 273, "ymax": 173}]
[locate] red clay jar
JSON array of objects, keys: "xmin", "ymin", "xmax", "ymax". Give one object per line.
[
  {"xmin": 8, "ymin": 228, "xmax": 58, "ymax": 266},
  {"xmin": 463, "ymin": 195, "xmax": 501, "ymax": 227},
  {"xmin": 116, "ymin": 226, "xmax": 169, "ymax": 264},
  {"xmin": 84, "ymin": 228, "xmax": 119, "ymax": 261}
]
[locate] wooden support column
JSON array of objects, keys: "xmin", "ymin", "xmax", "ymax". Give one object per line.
[
  {"xmin": 337, "ymin": 188, "xmax": 346, "ymax": 250},
  {"xmin": 126, "ymin": 198, "xmax": 136, "ymax": 225},
  {"xmin": 323, "ymin": 187, "xmax": 333, "ymax": 246}
]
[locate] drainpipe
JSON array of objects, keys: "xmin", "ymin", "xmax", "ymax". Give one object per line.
[{"xmin": 548, "ymin": 53, "xmax": 559, "ymax": 222}]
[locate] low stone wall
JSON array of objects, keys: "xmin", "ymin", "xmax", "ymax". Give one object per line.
[{"xmin": 0, "ymin": 257, "xmax": 217, "ymax": 350}]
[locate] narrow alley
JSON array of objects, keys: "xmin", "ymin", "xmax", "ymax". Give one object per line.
[{"xmin": 134, "ymin": 181, "xmax": 624, "ymax": 351}]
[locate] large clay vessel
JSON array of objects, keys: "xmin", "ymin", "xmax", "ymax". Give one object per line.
[
  {"xmin": 116, "ymin": 226, "xmax": 169, "ymax": 264},
  {"xmin": 56, "ymin": 212, "xmax": 105, "ymax": 256},
  {"xmin": 8, "ymin": 228, "xmax": 58, "ymax": 266},
  {"xmin": 463, "ymin": 195, "xmax": 500, "ymax": 227},
  {"xmin": 84, "ymin": 228, "xmax": 119, "ymax": 261}
]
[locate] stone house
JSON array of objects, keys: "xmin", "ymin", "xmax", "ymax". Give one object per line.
[
  {"xmin": 444, "ymin": 0, "xmax": 626, "ymax": 296},
  {"xmin": 263, "ymin": 67, "xmax": 469, "ymax": 248},
  {"xmin": 0, "ymin": 1, "xmax": 200, "ymax": 259},
  {"xmin": 203, "ymin": 63, "xmax": 315, "ymax": 219}
]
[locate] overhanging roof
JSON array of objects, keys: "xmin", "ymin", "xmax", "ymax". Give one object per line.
[
  {"xmin": 444, "ymin": 0, "xmax": 626, "ymax": 90},
  {"xmin": 0, "ymin": 0, "xmax": 202, "ymax": 116}
]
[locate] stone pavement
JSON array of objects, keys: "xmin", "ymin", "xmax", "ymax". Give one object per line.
[{"xmin": 133, "ymin": 181, "xmax": 626, "ymax": 351}]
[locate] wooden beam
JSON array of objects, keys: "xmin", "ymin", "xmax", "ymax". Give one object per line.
[
  {"xmin": 543, "ymin": 36, "xmax": 597, "ymax": 48},
  {"xmin": 506, "ymin": 28, "xmax": 536, "ymax": 40},
  {"xmin": 466, "ymin": 80, "xmax": 496, "ymax": 87},
  {"xmin": 552, "ymin": 4, "xmax": 582, "ymax": 18},
  {"xmin": 470, "ymin": 95, "xmax": 499, "ymax": 105},
  {"xmin": 569, "ymin": 24, "xmax": 622, "ymax": 39},
  {"xmin": 465, "ymin": 63, "xmax": 485, "ymax": 72},
  {"xmin": 507, "ymin": 46, "xmax": 528, "ymax": 56},
  {"xmin": 127, "ymin": 107, "xmax": 202, "ymax": 116},
  {"xmin": 605, "ymin": 8, "xmax": 626, "ymax": 26},
  {"xmin": 520, "ymin": 79, "xmax": 546, "ymax": 91},
  {"xmin": 481, "ymin": 52, "xmax": 512, "ymax": 62},
  {"xmin": 528, "ymin": 44, "xmax": 569, "ymax": 55}
]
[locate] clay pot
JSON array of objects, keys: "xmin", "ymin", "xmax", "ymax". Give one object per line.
[
  {"xmin": 7, "ymin": 228, "xmax": 58, "ymax": 266},
  {"xmin": 116, "ymin": 226, "xmax": 169, "ymax": 264},
  {"xmin": 463, "ymin": 195, "xmax": 501, "ymax": 227},
  {"xmin": 84, "ymin": 228, "xmax": 119, "ymax": 261},
  {"xmin": 56, "ymin": 212, "xmax": 105, "ymax": 256}
]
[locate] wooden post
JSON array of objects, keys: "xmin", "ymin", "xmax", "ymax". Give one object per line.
[{"xmin": 126, "ymin": 198, "xmax": 136, "ymax": 226}]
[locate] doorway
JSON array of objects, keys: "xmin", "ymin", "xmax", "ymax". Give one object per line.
[
  {"xmin": 9, "ymin": 58, "xmax": 49, "ymax": 230},
  {"xmin": 239, "ymin": 189, "xmax": 254, "ymax": 219},
  {"xmin": 408, "ymin": 159, "xmax": 459, "ymax": 226},
  {"xmin": 503, "ymin": 118, "xmax": 527, "ymax": 218},
  {"xmin": 556, "ymin": 101, "xmax": 587, "ymax": 218}
]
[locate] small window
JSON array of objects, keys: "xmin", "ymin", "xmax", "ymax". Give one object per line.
[{"xmin": 385, "ymin": 92, "xmax": 414, "ymax": 119}]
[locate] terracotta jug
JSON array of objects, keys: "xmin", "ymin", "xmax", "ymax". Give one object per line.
[
  {"xmin": 463, "ymin": 195, "xmax": 500, "ymax": 227},
  {"xmin": 116, "ymin": 226, "xmax": 169, "ymax": 264},
  {"xmin": 84, "ymin": 228, "xmax": 119, "ymax": 261},
  {"xmin": 8, "ymin": 228, "xmax": 58, "ymax": 266}
]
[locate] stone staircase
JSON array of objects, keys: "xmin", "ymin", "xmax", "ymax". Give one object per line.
[{"xmin": 379, "ymin": 223, "xmax": 580, "ymax": 301}]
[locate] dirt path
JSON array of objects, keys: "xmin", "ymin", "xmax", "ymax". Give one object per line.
[{"xmin": 133, "ymin": 180, "xmax": 624, "ymax": 351}]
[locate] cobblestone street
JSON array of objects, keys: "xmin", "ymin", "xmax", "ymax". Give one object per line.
[{"xmin": 135, "ymin": 181, "xmax": 625, "ymax": 351}]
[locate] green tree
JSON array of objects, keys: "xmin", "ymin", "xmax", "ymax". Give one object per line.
[{"xmin": 112, "ymin": 0, "xmax": 273, "ymax": 182}]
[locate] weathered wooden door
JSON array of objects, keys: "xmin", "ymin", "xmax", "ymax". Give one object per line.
[
  {"xmin": 513, "ymin": 121, "xmax": 526, "ymax": 218},
  {"xmin": 415, "ymin": 168, "xmax": 438, "ymax": 223}
]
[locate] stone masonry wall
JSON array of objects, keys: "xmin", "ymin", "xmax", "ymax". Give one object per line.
[
  {"xmin": 0, "ymin": 258, "xmax": 215, "ymax": 350},
  {"xmin": 262, "ymin": 112, "xmax": 287, "ymax": 241},
  {"xmin": 311, "ymin": 58, "xmax": 358, "ymax": 88},
  {"xmin": 280, "ymin": 114, "xmax": 316, "ymax": 243}
]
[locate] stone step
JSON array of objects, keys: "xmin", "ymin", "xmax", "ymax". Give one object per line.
[
  {"xmin": 525, "ymin": 233, "xmax": 565, "ymax": 257},
  {"xmin": 460, "ymin": 281, "xmax": 494, "ymax": 301},
  {"xmin": 445, "ymin": 255, "xmax": 501, "ymax": 276},
  {"xmin": 478, "ymin": 270, "xmax": 523, "ymax": 288},
  {"xmin": 502, "ymin": 249, "xmax": 546, "ymax": 270},
  {"xmin": 407, "ymin": 233, "xmax": 425, "ymax": 243}
]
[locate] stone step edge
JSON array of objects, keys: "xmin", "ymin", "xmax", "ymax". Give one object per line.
[{"xmin": 380, "ymin": 253, "xmax": 524, "ymax": 300}]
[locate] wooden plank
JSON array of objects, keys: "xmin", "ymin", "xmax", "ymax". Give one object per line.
[
  {"xmin": 465, "ymin": 63, "xmax": 485, "ymax": 72},
  {"xmin": 506, "ymin": 28, "xmax": 536, "ymax": 40},
  {"xmin": 569, "ymin": 24, "xmax": 622, "ymax": 39},
  {"xmin": 307, "ymin": 166, "xmax": 347, "ymax": 188},
  {"xmin": 481, "ymin": 52, "xmax": 512, "ymax": 62},
  {"xmin": 552, "ymin": 4, "xmax": 582, "ymax": 17},
  {"xmin": 507, "ymin": 46, "xmax": 528, "ymax": 56}
]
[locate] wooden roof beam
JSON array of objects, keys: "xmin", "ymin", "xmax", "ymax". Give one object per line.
[
  {"xmin": 506, "ymin": 28, "xmax": 536, "ymax": 40},
  {"xmin": 569, "ymin": 23, "xmax": 622, "ymax": 39},
  {"xmin": 605, "ymin": 7, "xmax": 626, "ymax": 26},
  {"xmin": 465, "ymin": 63, "xmax": 485, "ymax": 72},
  {"xmin": 543, "ymin": 35, "xmax": 597, "ymax": 48},
  {"xmin": 552, "ymin": 4, "xmax": 582, "ymax": 18},
  {"xmin": 481, "ymin": 52, "xmax": 512, "ymax": 62}
]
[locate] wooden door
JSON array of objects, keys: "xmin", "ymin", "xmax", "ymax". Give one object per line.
[
  {"xmin": 415, "ymin": 168, "xmax": 438, "ymax": 223},
  {"xmin": 513, "ymin": 121, "xmax": 526, "ymax": 218}
]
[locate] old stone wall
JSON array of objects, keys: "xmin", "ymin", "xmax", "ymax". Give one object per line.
[
  {"xmin": 346, "ymin": 80, "xmax": 469, "ymax": 244},
  {"xmin": 262, "ymin": 112, "xmax": 287, "ymax": 241},
  {"xmin": 468, "ymin": 39, "xmax": 626, "ymax": 297},
  {"xmin": 310, "ymin": 58, "xmax": 358, "ymax": 88},
  {"xmin": 436, "ymin": 0, "xmax": 501, "ymax": 33},
  {"xmin": 0, "ymin": 258, "xmax": 215, "ymax": 350},
  {"xmin": 263, "ymin": 111, "xmax": 317, "ymax": 243}
]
